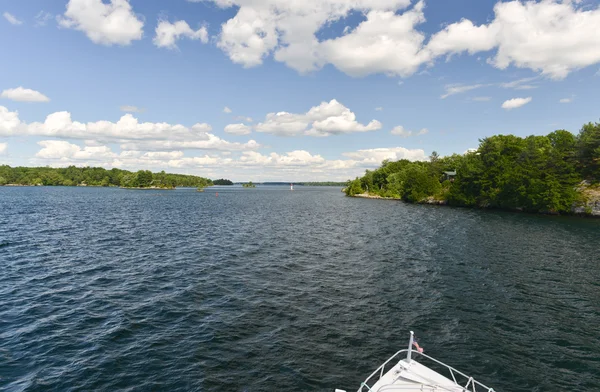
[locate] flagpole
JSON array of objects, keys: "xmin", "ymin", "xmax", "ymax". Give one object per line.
[{"xmin": 407, "ymin": 331, "xmax": 414, "ymax": 361}]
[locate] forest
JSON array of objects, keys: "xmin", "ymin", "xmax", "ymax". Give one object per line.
[
  {"xmin": 0, "ymin": 166, "xmax": 213, "ymax": 189},
  {"xmin": 213, "ymin": 179, "xmax": 234, "ymax": 185},
  {"xmin": 345, "ymin": 122, "xmax": 600, "ymax": 214}
]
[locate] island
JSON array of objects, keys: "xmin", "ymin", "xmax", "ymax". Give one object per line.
[
  {"xmin": 213, "ymin": 178, "xmax": 234, "ymax": 185},
  {"xmin": 0, "ymin": 166, "xmax": 213, "ymax": 189},
  {"xmin": 345, "ymin": 121, "xmax": 600, "ymax": 217},
  {"xmin": 242, "ymin": 181, "xmax": 256, "ymax": 188}
]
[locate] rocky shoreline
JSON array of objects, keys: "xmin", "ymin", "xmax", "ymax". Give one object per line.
[{"xmin": 351, "ymin": 184, "xmax": 600, "ymax": 218}]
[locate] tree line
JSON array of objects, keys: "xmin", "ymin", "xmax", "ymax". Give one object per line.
[
  {"xmin": 0, "ymin": 166, "xmax": 213, "ymax": 189},
  {"xmin": 213, "ymin": 178, "xmax": 234, "ymax": 185},
  {"xmin": 345, "ymin": 121, "xmax": 600, "ymax": 214}
]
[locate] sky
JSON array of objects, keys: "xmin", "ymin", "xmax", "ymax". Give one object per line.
[{"xmin": 1, "ymin": 0, "xmax": 599, "ymax": 182}]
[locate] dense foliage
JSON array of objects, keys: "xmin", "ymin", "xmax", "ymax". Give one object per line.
[
  {"xmin": 345, "ymin": 122, "xmax": 600, "ymax": 214},
  {"xmin": 0, "ymin": 166, "xmax": 213, "ymax": 189},
  {"xmin": 242, "ymin": 181, "xmax": 256, "ymax": 188},
  {"xmin": 213, "ymin": 179, "xmax": 234, "ymax": 185}
]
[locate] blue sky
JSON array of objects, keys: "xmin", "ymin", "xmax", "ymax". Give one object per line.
[{"xmin": 1, "ymin": 0, "xmax": 599, "ymax": 181}]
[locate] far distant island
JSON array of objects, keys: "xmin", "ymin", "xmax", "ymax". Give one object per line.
[
  {"xmin": 0, "ymin": 166, "xmax": 213, "ymax": 189},
  {"xmin": 242, "ymin": 181, "xmax": 257, "ymax": 188},
  {"xmin": 213, "ymin": 178, "xmax": 234, "ymax": 185}
]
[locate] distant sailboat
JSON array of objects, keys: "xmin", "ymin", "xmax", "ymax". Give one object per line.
[{"xmin": 290, "ymin": 183, "xmax": 294, "ymax": 191}]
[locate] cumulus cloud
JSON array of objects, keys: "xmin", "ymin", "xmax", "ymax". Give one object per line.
[
  {"xmin": 343, "ymin": 147, "xmax": 427, "ymax": 164},
  {"xmin": 318, "ymin": 2, "xmax": 429, "ymax": 77},
  {"xmin": 36, "ymin": 140, "xmax": 117, "ymax": 160},
  {"xmin": 223, "ymin": 106, "xmax": 232, "ymax": 113},
  {"xmin": 199, "ymin": 0, "xmax": 600, "ymax": 79},
  {"xmin": 0, "ymin": 107, "xmax": 22, "ymax": 134},
  {"xmin": 32, "ymin": 137, "xmax": 428, "ymax": 181},
  {"xmin": 256, "ymin": 99, "xmax": 381, "ymax": 137},
  {"xmin": 25, "ymin": 112, "xmax": 204, "ymax": 141},
  {"xmin": 3, "ymin": 12, "xmax": 23, "ymax": 25},
  {"xmin": 390, "ymin": 125, "xmax": 428, "ymax": 137},
  {"xmin": 224, "ymin": 123, "xmax": 252, "ymax": 135},
  {"xmin": 210, "ymin": 0, "xmax": 421, "ymax": 74},
  {"xmin": 501, "ymin": 97, "xmax": 532, "ymax": 110},
  {"xmin": 118, "ymin": 135, "xmax": 260, "ymax": 152},
  {"xmin": 0, "ymin": 142, "xmax": 6, "ymax": 154},
  {"xmin": 1, "ymin": 87, "xmax": 50, "ymax": 103},
  {"xmin": 427, "ymin": 0, "xmax": 600, "ymax": 79},
  {"xmin": 559, "ymin": 97, "xmax": 573, "ymax": 103},
  {"xmin": 154, "ymin": 20, "xmax": 208, "ymax": 49},
  {"xmin": 58, "ymin": 0, "xmax": 144, "ymax": 46},
  {"xmin": 0, "ymin": 106, "xmax": 259, "ymax": 152}
]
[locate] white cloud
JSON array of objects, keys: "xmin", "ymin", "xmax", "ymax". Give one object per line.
[
  {"xmin": 427, "ymin": 19, "xmax": 497, "ymax": 58},
  {"xmin": 375, "ymin": 107, "xmax": 383, "ymax": 111},
  {"xmin": 1, "ymin": 87, "xmax": 50, "ymax": 103},
  {"xmin": 201, "ymin": 0, "xmax": 600, "ymax": 80},
  {"xmin": 154, "ymin": 20, "xmax": 208, "ymax": 49},
  {"xmin": 58, "ymin": 0, "xmax": 144, "ymax": 46},
  {"xmin": 233, "ymin": 115, "xmax": 253, "ymax": 122},
  {"xmin": 209, "ymin": 0, "xmax": 423, "ymax": 74},
  {"xmin": 390, "ymin": 125, "xmax": 428, "ymax": 137},
  {"xmin": 118, "ymin": 135, "xmax": 260, "ymax": 152},
  {"xmin": 224, "ymin": 123, "xmax": 252, "ymax": 135},
  {"xmin": 441, "ymin": 83, "xmax": 487, "ymax": 99},
  {"xmin": 3, "ymin": 12, "xmax": 23, "ymax": 25},
  {"xmin": 32, "ymin": 137, "xmax": 428, "ymax": 182},
  {"xmin": 256, "ymin": 99, "xmax": 381, "ymax": 137},
  {"xmin": 319, "ymin": 2, "xmax": 428, "ymax": 77},
  {"xmin": 0, "ymin": 107, "xmax": 23, "ymax": 135},
  {"xmin": 499, "ymin": 76, "xmax": 539, "ymax": 90},
  {"xmin": 427, "ymin": 1, "xmax": 600, "ymax": 79},
  {"xmin": 501, "ymin": 97, "xmax": 532, "ymax": 110},
  {"xmin": 0, "ymin": 142, "xmax": 6, "ymax": 154},
  {"xmin": 36, "ymin": 140, "xmax": 117, "ymax": 160},
  {"xmin": 343, "ymin": 147, "xmax": 427, "ymax": 164},
  {"xmin": 0, "ymin": 106, "xmax": 259, "ymax": 152},
  {"xmin": 223, "ymin": 106, "xmax": 232, "ymax": 113},
  {"xmin": 471, "ymin": 96, "xmax": 491, "ymax": 102},
  {"xmin": 559, "ymin": 97, "xmax": 573, "ymax": 103},
  {"xmin": 35, "ymin": 11, "xmax": 54, "ymax": 27},
  {"xmin": 120, "ymin": 105, "xmax": 143, "ymax": 113},
  {"xmin": 441, "ymin": 76, "xmax": 538, "ymax": 99},
  {"xmin": 24, "ymin": 112, "xmax": 202, "ymax": 141}
]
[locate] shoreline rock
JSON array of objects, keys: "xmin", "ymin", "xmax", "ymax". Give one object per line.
[{"xmin": 352, "ymin": 193, "xmax": 399, "ymax": 200}]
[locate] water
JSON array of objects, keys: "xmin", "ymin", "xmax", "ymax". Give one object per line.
[{"xmin": 1, "ymin": 186, "xmax": 599, "ymax": 392}]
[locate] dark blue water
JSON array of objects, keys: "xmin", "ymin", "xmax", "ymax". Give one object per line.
[{"xmin": 1, "ymin": 186, "xmax": 599, "ymax": 392}]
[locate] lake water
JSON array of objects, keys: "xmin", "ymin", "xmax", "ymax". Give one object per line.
[{"xmin": 1, "ymin": 186, "xmax": 599, "ymax": 392}]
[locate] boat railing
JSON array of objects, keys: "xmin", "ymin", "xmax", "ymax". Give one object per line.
[{"xmin": 357, "ymin": 347, "xmax": 495, "ymax": 392}]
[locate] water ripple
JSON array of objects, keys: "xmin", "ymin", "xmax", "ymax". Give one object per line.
[{"xmin": 1, "ymin": 186, "xmax": 599, "ymax": 391}]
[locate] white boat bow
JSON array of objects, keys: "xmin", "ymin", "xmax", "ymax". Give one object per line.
[{"xmin": 337, "ymin": 332, "xmax": 496, "ymax": 392}]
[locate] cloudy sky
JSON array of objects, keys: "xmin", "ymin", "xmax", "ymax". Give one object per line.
[{"xmin": 1, "ymin": 0, "xmax": 599, "ymax": 181}]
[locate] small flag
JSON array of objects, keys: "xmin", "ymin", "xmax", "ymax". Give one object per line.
[{"xmin": 413, "ymin": 339, "xmax": 424, "ymax": 353}]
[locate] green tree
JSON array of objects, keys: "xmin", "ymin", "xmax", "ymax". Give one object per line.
[
  {"xmin": 135, "ymin": 170, "xmax": 153, "ymax": 187},
  {"xmin": 576, "ymin": 122, "xmax": 600, "ymax": 181}
]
